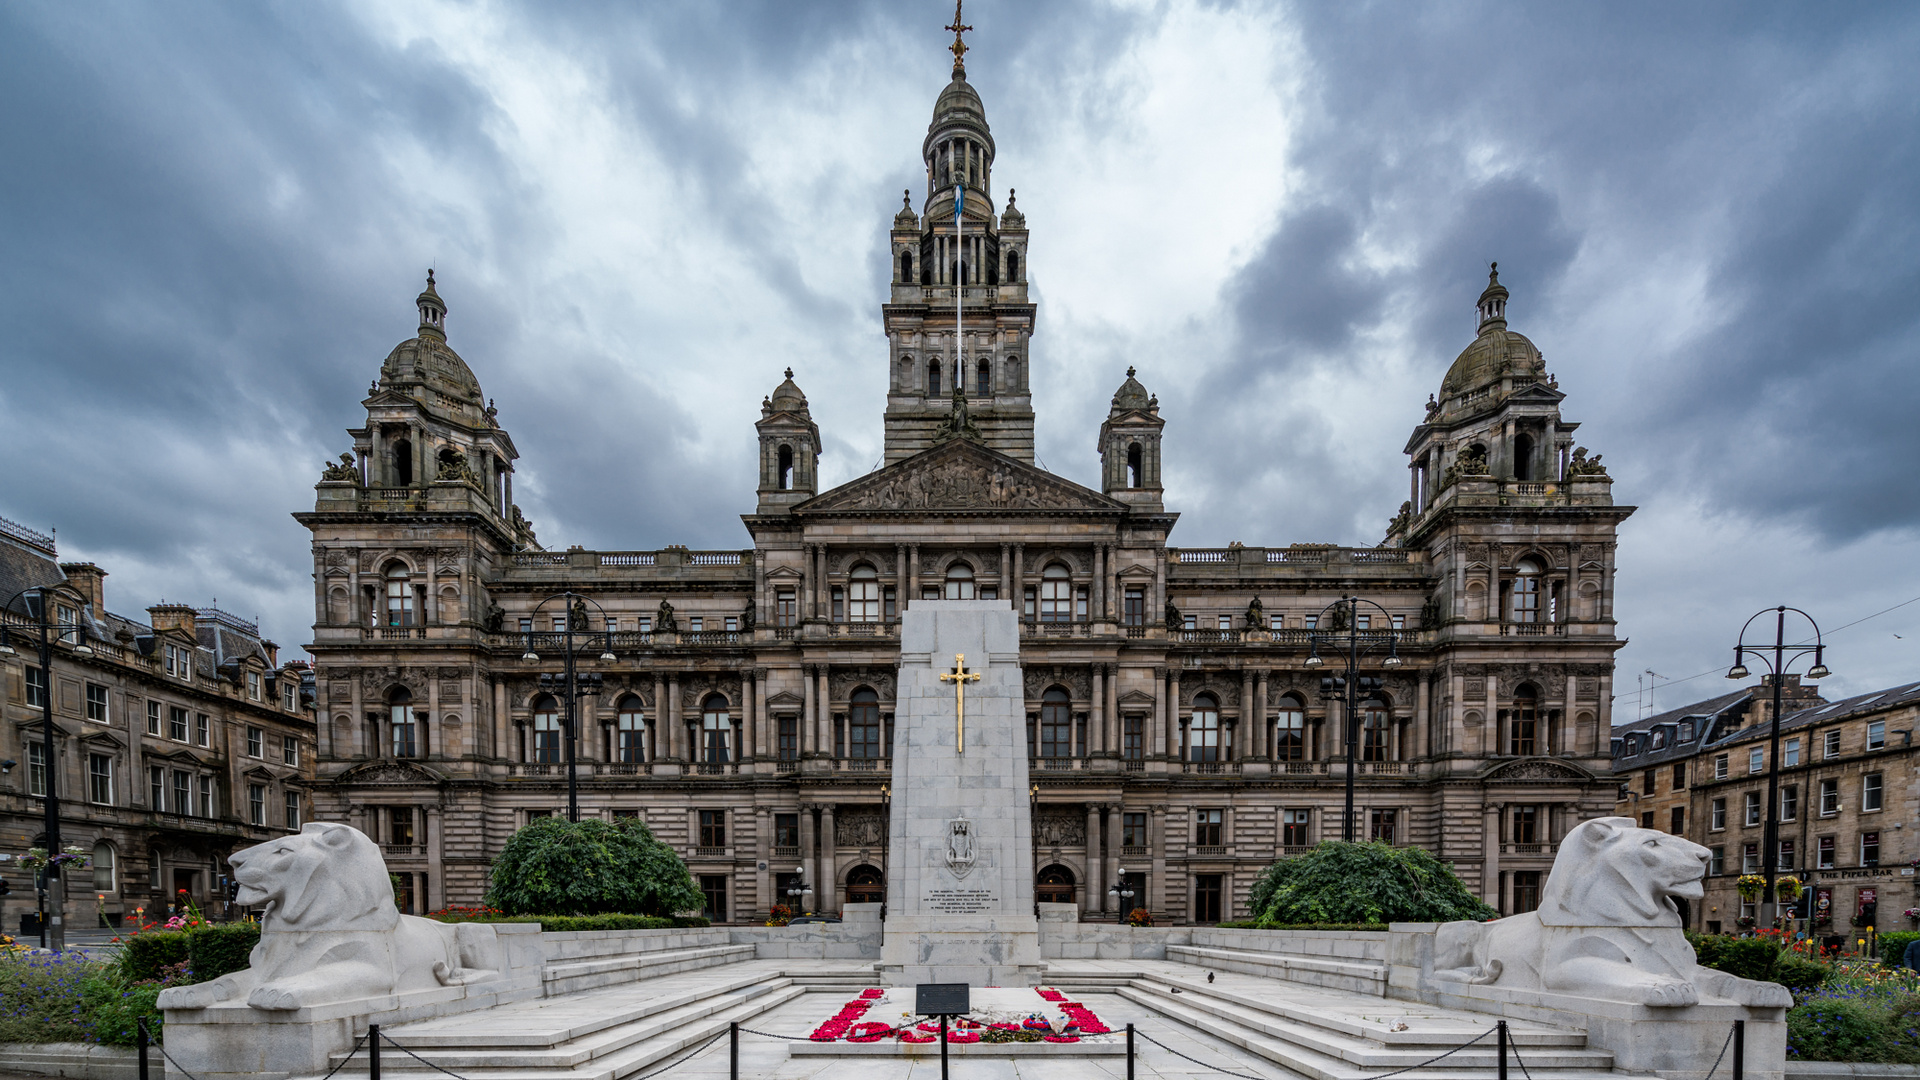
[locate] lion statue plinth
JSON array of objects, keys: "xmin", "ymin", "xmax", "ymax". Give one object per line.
[
  {"xmin": 158, "ymin": 823, "xmax": 502, "ymax": 1012},
  {"xmin": 1433, "ymin": 817, "xmax": 1791, "ymax": 1008}
]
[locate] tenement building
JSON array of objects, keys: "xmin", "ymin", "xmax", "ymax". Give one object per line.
[
  {"xmin": 1612, "ymin": 679, "xmax": 1918, "ymax": 937},
  {"xmin": 298, "ymin": 43, "xmax": 1633, "ymax": 924},
  {"xmin": 0, "ymin": 516, "xmax": 317, "ymax": 928}
]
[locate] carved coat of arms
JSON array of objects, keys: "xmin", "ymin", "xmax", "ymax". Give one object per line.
[{"xmin": 946, "ymin": 818, "xmax": 975, "ymax": 879}]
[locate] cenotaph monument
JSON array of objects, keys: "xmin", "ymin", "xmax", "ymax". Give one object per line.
[{"xmin": 877, "ymin": 599, "xmax": 1045, "ymax": 987}]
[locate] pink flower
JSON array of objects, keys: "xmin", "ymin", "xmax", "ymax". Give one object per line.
[{"xmin": 1043, "ymin": 1035, "xmax": 1080, "ymax": 1043}]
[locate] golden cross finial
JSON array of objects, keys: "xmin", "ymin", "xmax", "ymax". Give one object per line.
[
  {"xmin": 945, "ymin": 0, "xmax": 972, "ymax": 75},
  {"xmin": 938, "ymin": 652, "xmax": 982, "ymax": 753}
]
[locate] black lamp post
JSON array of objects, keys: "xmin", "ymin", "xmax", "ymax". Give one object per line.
[
  {"xmin": 519, "ymin": 590, "xmax": 617, "ymax": 823},
  {"xmin": 1107, "ymin": 867, "xmax": 1136, "ymax": 922},
  {"xmin": 1304, "ymin": 596, "xmax": 1403, "ymax": 843},
  {"xmin": 2, "ymin": 586, "xmax": 96, "ymax": 950},
  {"xmin": 784, "ymin": 866, "xmax": 812, "ymax": 914},
  {"xmin": 1725, "ymin": 606, "xmax": 1831, "ymax": 928}
]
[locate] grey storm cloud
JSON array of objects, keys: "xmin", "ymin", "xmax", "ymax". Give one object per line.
[{"xmin": 2, "ymin": 1, "xmax": 1917, "ymax": 712}]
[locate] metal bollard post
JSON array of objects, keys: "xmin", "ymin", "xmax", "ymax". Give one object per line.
[
  {"xmin": 730, "ymin": 1021, "xmax": 738, "ymax": 1080},
  {"xmin": 940, "ymin": 1015, "xmax": 950, "ymax": 1080},
  {"xmin": 1126, "ymin": 1022, "xmax": 1135, "ymax": 1080},
  {"xmin": 1734, "ymin": 1020, "xmax": 1745, "ymax": 1080},
  {"xmin": 1498, "ymin": 1021, "xmax": 1509, "ymax": 1080},
  {"xmin": 369, "ymin": 1023, "xmax": 381, "ymax": 1080},
  {"xmin": 137, "ymin": 1018, "xmax": 149, "ymax": 1080}
]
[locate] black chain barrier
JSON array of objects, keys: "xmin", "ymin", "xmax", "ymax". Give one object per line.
[
  {"xmin": 320, "ymin": 1034, "xmax": 369, "ymax": 1080},
  {"xmin": 1353, "ymin": 1024, "xmax": 1495, "ymax": 1080},
  {"xmin": 361, "ymin": 1026, "xmax": 726, "ymax": 1080},
  {"xmin": 1701, "ymin": 1022, "xmax": 1738, "ymax": 1080},
  {"xmin": 1134, "ymin": 1028, "xmax": 1280, "ymax": 1080},
  {"xmin": 155, "ymin": 1040, "xmax": 208, "ymax": 1080},
  {"xmin": 1508, "ymin": 1032, "xmax": 1537, "ymax": 1080}
]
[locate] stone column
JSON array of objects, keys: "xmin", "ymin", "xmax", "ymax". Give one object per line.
[
  {"xmin": 817, "ymin": 666, "xmax": 832, "ymax": 759},
  {"xmin": 1084, "ymin": 802, "xmax": 1102, "ymax": 915},
  {"xmin": 754, "ymin": 806, "xmax": 771, "ymax": 916},
  {"xmin": 1416, "ymin": 673, "xmax": 1431, "ymax": 759},
  {"xmin": 801, "ymin": 664, "xmax": 815, "ymax": 755},
  {"xmin": 1012, "ymin": 544, "xmax": 1025, "ymax": 613},
  {"xmin": 1092, "ymin": 545, "xmax": 1105, "ymax": 621},
  {"xmin": 1166, "ymin": 669, "xmax": 1182, "ymax": 759},
  {"xmin": 819, "ymin": 804, "xmax": 838, "ymax": 912},
  {"xmin": 426, "ymin": 806, "xmax": 443, "ymax": 910},
  {"xmin": 908, "ymin": 544, "xmax": 920, "ymax": 606},
  {"xmin": 1560, "ymin": 668, "xmax": 1576, "ymax": 756},
  {"xmin": 999, "ymin": 543, "xmax": 1011, "ymax": 601},
  {"xmin": 895, "ymin": 544, "xmax": 907, "ymax": 613},
  {"xmin": 1090, "ymin": 665, "xmax": 1106, "ymax": 755},
  {"xmin": 1105, "ymin": 665, "xmax": 1119, "ymax": 759},
  {"xmin": 1239, "ymin": 669, "xmax": 1254, "ymax": 761},
  {"xmin": 666, "ymin": 672, "xmax": 681, "ymax": 760},
  {"xmin": 1149, "ymin": 806, "xmax": 1167, "ymax": 915},
  {"xmin": 651, "ymin": 671, "xmax": 666, "ymax": 762},
  {"xmin": 1482, "ymin": 803, "xmax": 1502, "ymax": 907},
  {"xmin": 493, "ymin": 678, "xmax": 509, "ymax": 766},
  {"xmin": 754, "ymin": 669, "xmax": 770, "ymax": 768},
  {"xmin": 1150, "ymin": 666, "xmax": 1168, "ymax": 772},
  {"xmin": 741, "ymin": 669, "xmax": 756, "ymax": 762},
  {"xmin": 799, "ymin": 805, "xmax": 818, "ymax": 913},
  {"xmin": 1253, "ymin": 670, "xmax": 1270, "ymax": 759}
]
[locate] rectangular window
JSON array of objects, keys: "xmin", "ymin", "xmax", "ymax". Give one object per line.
[
  {"xmin": 1642, "ymin": 770, "xmax": 1656, "ymax": 795},
  {"xmin": 1709, "ymin": 846, "xmax": 1725, "ymax": 875},
  {"xmin": 1371, "ymin": 808, "xmax": 1397, "ymax": 844},
  {"xmin": 1823, "ymin": 729, "xmax": 1841, "ymax": 758},
  {"xmin": 1282, "ymin": 809, "xmax": 1311, "ymax": 847},
  {"xmin": 197, "ymin": 776, "xmax": 214, "ymax": 818},
  {"xmin": 979, "ymin": 584, "xmax": 997, "ymax": 602},
  {"xmin": 25, "ymin": 665, "xmax": 47, "ymax": 708},
  {"xmin": 1672, "ymin": 762, "xmax": 1687, "ymax": 789},
  {"xmin": 1861, "ymin": 831, "xmax": 1880, "ymax": 867},
  {"xmin": 1742, "ymin": 843, "xmax": 1760, "ymax": 873},
  {"xmin": 393, "ymin": 710, "xmax": 419, "ymax": 758},
  {"xmin": 1867, "ymin": 720, "xmax": 1885, "ymax": 750},
  {"xmin": 284, "ymin": 791, "xmax": 302, "ymax": 830},
  {"xmin": 1641, "ymin": 811, "xmax": 1655, "ymax": 829},
  {"xmin": 248, "ymin": 784, "xmax": 265, "ymax": 825},
  {"xmin": 688, "ymin": 616, "xmax": 703, "ymax": 632},
  {"xmin": 830, "ymin": 587, "xmax": 844, "ymax": 622},
  {"xmin": 88, "ymin": 753, "xmax": 113, "ymax": 804},
  {"xmin": 283, "ymin": 736, "xmax": 299, "ymax": 766},
  {"xmin": 1744, "ymin": 791, "xmax": 1762, "ymax": 826},
  {"xmin": 86, "ymin": 683, "xmax": 109, "ymax": 722},
  {"xmin": 1710, "ymin": 798, "xmax": 1726, "ymax": 831},
  {"xmin": 1784, "ymin": 737, "xmax": 1800, "ymax": 767},
  {"xmin": 195, "ymin": 713, "xmax": 209, "ymax": 746},
  {"xmin": 1217, "ymin": 614, "xmax": 1232, "ymax": 631},
  {"xmin": 699, "ymin": 875, "xmax": 728, "ymax": 921},
  {"xmin": 1714, "ymin": 754, "xmax": 1728, "ymax": 780},
  {"xmin": 774, "ymin": 813, "xmax": 799, "ymax": 848},
  {"xmin": 147, "ymin": 700, "xmax": 161, "ymax": 735},
  {"xmin": 1670, "ymin": 806, "xmax": 1686, "ymax": 834},
  {"xmin": 149, "ymin": 765, "xmax": 164, "ymax": 810},
  {"xmin": 518, "ymin": 617, "xmax": 533, "ymax": 635},
  {"xmin": 1392, "ymin": 614, "xmax": 1406, "ymax": 631},
  {"xmin": 1124, "ymin": 588, "xmax": 1144, "ymax": 627},
  {"xmin": 172, "ymin": 770, "xmax": 189, "ymax": 814},
  {"xmin": 1356, "ymin": 613, "xmax": 1371, "ymax": 631},
  {"xmin": 1194, "ymin": 809, "xmax": 1223, "ymax": 847},
  {"xmin": 247, "ymin": 726, "xmax": 264, "ymax": 757},
  {"xmin": 724, "ymin": 616, "xmax": 737, "ymax": 632},
  {"xmin": 1818, "ymin": 836, "xmax": 1835, "ymax": 869},
  {"xmin": 699, "ymin": 810, "xmax": 726, "ymax": 848},
  {"xmin": 777, "ymin": 716, "xmax": 797, "ymax": 761},
  {"xmin": 1123, "ymin": 714, "xmax": 1143, "ymax": 760},
  {"xmin": 1780, "ymin": 785, "xmax": 1798, "ymax": 822},
  {"xmin": 923, "ymin": 585, "xmax": 940, "ymax": 602},
  {"xmin": 1123, "ymin": 812, "xmax": 1148, "ymax": 848},
  {"xmin": 1511, "ymin": 805, "xmax": 1540, "ymax": 844},
  {"xmin": 389, "ymin": 806, "xmax": 416, "ymax": 847},
  {"xmin": 882, "ymin": 587, "xmax": 897, "ymax": 620},
  {"xmin": 1193, "ymin": 874, "xmax": 1223, "ymax": 923},
  {"xmin": 27, "ymin": 742, "xmax": 47, "ymax": 796},
  {"xmin": 775, "ymin": 589, "xmax": 796, "ymax": 627},
  {"xmin": 1863, "ymin": 773, "xmax": 1883, "ymax": 811},
  {"xmin": 1512, "ymin": 870, "xmax": 1542, "ymax": 914},
  {"xmin": 1748, "ymin": 747, "xmax": 1764, "ymax": 773},
  {"xmin": 1777, "ymin": 839, "xmax": 1795, "ymax": 871},
  {"xmin": 637, "ymin": 616, "xmax": 651, "ymax": 632},
  {"xmin": 248, "ymin": 672, "xmax": 261, "ymax": 700},
  {"xmin": 1076, "ymin": 586, "xmax": 1089, "ymax": 621},
  {"xmin": 1820, "ymin": 778, "xmax": 1839, "ymax": 815},
  {"xmin": 283, "ymin": 681, "xmax": 297, "ymax": 711},
  {"xmin": 1183, "ymin": 615, "xmax": 1196, "ymax": 630}
]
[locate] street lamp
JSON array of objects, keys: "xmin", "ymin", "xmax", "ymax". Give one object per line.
[
  {"xmin": 1107, "ymin": 866, "xmax": 1136, "ymax": 922},
  {"xmin": 1305, "ymin": 595, "xmax": 1403, "ymax": 843},
  {"xmin": 519, "ymin": 590, "xmax": 620, "ymax": 823},
  {"xmin": 1, "ymin": 586, "xmax": 96, "ymax": 950},
  {"xmin": 784, "ymin": 866, "xmax": 813, "ymax": 914},
  {"xmin": 1726, "ymin": 606, "xmax": 1831, "ymax": 928}
]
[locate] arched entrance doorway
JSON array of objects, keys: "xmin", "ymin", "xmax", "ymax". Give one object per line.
[
  {"xmin": 1036, "ymin": 864, "xmax": 1076, "ymax": 905},
  {"xmin": 846, "ymin": 864, "xmax": 885, "ymax": 905}
]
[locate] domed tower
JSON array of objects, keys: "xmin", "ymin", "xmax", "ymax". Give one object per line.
[
  {"xmin": 1098, "ymin": 367, "xmax": 1165, "ymax": 511},
  {"xmin": 755, "ymin": 368, "xmax": 822, "ymax": 513},
  {"xmin": 881, "ymin": 17, "xmax": 1036, "ymax": 464}
]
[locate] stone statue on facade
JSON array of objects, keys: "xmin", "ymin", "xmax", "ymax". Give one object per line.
[
  {"xmin": 321, "ymin": 453, "xmax": 359, "ymax": 483},
  {"xmin": 937, "ymin": 382, "xmax": 983, "ymax": 442},
  {"xmin": 1569, "ymin": 446, "xmax": 1608, "ymax": 477},
  {"xmin": 739, "ymin": 600, "xmax": 755, "ymax": 633},
  {"xmin": 1387, "ymin": 500, "xmax": 1412, "ymax": 537},
  {"xmin": 484, "ymin": 603, "xmax": 505, "ymax": 633},
  {"xmin": 655, "ymin": 599, "xmax": 679, "ymax": 633},
  {"xmin": 1244, "ymin": 597, "xmax": 1265, "ymax": 630},
  {"xmin": 1164, "ymin": 599, "xmax": 1182, "ymax": 629},
  {"xmin": 569, "ymin": 598, "xmax": 589, "ymax": 632}
]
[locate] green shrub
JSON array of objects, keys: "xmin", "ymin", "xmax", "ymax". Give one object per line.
[
  {"xmin": 1216, "ymin": 921, "xmax": 1390, "ymax": 932},
  {"xmin": 437, "ymin": 913, "xmax": 714, "ymax": 932},
  {"xmin": 188, "ymin": 923, "xmax": 260, "ymax": 982},
  {"xmin": 1879, "ymin": 932, "xmax": 1920, "ymax": 969},
  {"xmin": 1247, "ymin": 842, "xmax": 1496, "ymax": 925},
  {"xmin": 1772, "ymin": 954, "xmax": 1830, "ymax": 996},
  {"xmin": 485, "ymin": 817, "xmax": 704, "ymax": 917},
  {"xmin": 82, "ymin": 973, "xmax": 165, "ymax": 1046},
  {"xmin": 1787, "ymin": 997, "xmax": 1891, "ymax": 1062},
  {"xmin": 119, "ymin": 931, "xmax": 192, "ymax": 983},
  {"xmin": 0, "ymin": 950, "xmax": 101, "ymax": 1043},
  {"xmin": 1715, "ymin": 938, "xmax": 1783, "ymax": 982},
  {"xmin": 1886, "ymin": 995, "xmax": 1920, "ymax": 1064}
]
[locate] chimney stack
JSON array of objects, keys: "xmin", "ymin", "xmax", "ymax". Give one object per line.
[
  {"xmin": 147, "ymin": 604, "xmax": 198, "ymax": 637},
  {"xmin": 59, "ymin": 562, "xmax": 107, "ymax": 618}
]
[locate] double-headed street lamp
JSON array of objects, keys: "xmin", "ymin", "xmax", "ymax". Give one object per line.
[
  {"xmin": 519, "ymin": 590, "xmax": 617, "ymax": 823},
  {"xmin": 1725, "ymin": 606, "xmax": 1831, "ymax": 927},
  {"xmin": 1, "ymin": 586, "xmax": 96, "ymax": 950},
  {"xmin": 1304, "ymin": 596, "xmax": 1403, "ymax": 843},
  {"xmin": 1107, "ymin": 867, "xmax": 1136, "ymax": 918},
  {"xmin": 784, "ymin": 866, "xmax": 812, "ymax": 914}
]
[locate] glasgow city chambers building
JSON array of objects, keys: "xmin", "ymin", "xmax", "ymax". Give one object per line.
[{"xmin": 298, "ymin": 48, "xmax": 1634, "ymax": 925}]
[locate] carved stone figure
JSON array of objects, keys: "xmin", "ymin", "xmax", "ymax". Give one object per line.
[
  {"xmin": 655, "ymin": 599, "xmax": 679, "ymax": 633},
  {"xmin": 321, "ymin": 453, "xmax": 360, "ymax": 483},
  {"xmin": 836, "ymin": 807, "xmax": 887, "ymax": 847},
  {"xmin": 569, "ymin": 598, "xmax": 589, "ymax": 632},
  {"xmin": 1244, "ymin": 597, "xmax": 1265, "ymax": 630},
  {"xmin": 1387, "ymin": 500, "xmax": 1412, "ymax": 536},
  {"xmin": 1569, "ymin": 446, "xmax": 1609, "ymax": 477},
  {"xmin": 156, "ymin": 823, "xmax": 501, "ymax": 1012},
  {"xmin": 510, "ymin": 505, "xmax": 537, "ymax": 544},
  {"xmin": 1033, "ymin": 806, "xmax": 1086, "ymax": 846},
  {"xmin": 1432, "ymin": 818, "xmax": 1791, "ymax": 1007},
  {"xmin": 739, "ymin": 600, "xmax": 755, "ymax": 633},
  {"xmin": 484, "ymin": 603, "xmax": 505, "ymax": 633},
  {"xmin": 946, "ymin": 818, "xmax": 975, "ymax": 879},
  {"xmin": 937, "ymin": 382, "xmax": 982, "ymax": 442},
  {"xmin": 1164, "ymin": 600, "xmax": 1182, "ymax": 629}
]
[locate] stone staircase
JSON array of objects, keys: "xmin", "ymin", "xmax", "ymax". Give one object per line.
[
  {"xmin": 1165, "ymin": 942, "xmax": 1388, "ymax": 996},
  {"xmin": 541, "ymin": 943, "xmax": 757, "ymax": 996},
  {"xmin": 1117, "ymin": 966, "xmax": 1640, "ymax": 1080}
]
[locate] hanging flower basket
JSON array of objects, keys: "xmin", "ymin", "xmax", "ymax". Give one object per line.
[
  {"xmin": 1774, "ymin": 876, "xmax": 1803, "ymax": 903},
  {"xmin": 1735, "ymin": 875, "xmax": 1766, "ymax": 901}
]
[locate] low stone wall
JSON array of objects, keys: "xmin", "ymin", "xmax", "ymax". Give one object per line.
[
  {"xmin": 535, "ymin": 927, "xmax": 733, "ymax": 964},
  {"xmin": 0, "ymin": 1042, "xmax": 168, "ymax": 1080},
  {"xmin": 729, "ymin": 904, "xmax": 884, "ymax": 960},
  {"xmin": 1037, "ymin": 922, "xmax": 1191, "ymax": 960},
  {"xmin": 1187, "ymin": 926, "xmax": 1388, "ymax": 961}
]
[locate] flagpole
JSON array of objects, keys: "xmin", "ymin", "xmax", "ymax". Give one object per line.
[{"xmin": 955, "ymin": 182, "xmax": 965, "ymax": 392}]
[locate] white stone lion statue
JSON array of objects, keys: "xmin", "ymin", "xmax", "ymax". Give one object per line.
[
  {"xmin": 158, "ymin": 823, "xmax": 501, "ymax": 1012},
  {"xmin": 1432, "ymin": 816, "xmax": 1792, "ymax": 1008}
]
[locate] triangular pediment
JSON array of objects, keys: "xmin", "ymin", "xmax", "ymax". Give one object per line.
[
  {"xmin": 1507, "ymin": 383, "xmax": 1565, "ymax": 405},
  {"xmin": 336, "ymin": 759, "xmax": 445, "ymax": 785},
  {"xmin": 796, "ymin": 440, "xmax": 1125, "ymax": 516},
  {"xmin": 1118, "ymin": 689, "xmax": 1158, "ymax": 706},
  {"xmin": 764, "ymin": 690, "xmax": 804, "ymax": 707}
]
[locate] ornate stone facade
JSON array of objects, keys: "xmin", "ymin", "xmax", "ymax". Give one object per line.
[{"xmin": 297, "ymin": 56, "xmax": 1631, "ymax": 925}]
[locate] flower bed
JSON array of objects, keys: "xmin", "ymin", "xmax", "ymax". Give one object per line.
[{"xmin": 805, "ymin": 987, "xmax": 1117, "ymax": 1045}]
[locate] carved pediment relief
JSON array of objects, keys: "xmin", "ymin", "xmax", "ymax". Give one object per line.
[
  {"xmin": 337, "ymin": 759, "xmax": 446, "ymax": 786},
  {"xmin": 829, "ymin": 667, "xmax": 896, "ymax": 702},
  {"xmin": 796, "ymin": 440, "xmax": 1124, "ymax": 515},
  {"xmin": 1118, "ymin": 689, "xmax": 1158, "ymax": 706},
  {"xmin": 764, "ymin": 690, "xmax": 804, "ymax": 708},
  {"xmin": 1482, "ymin": 757, "xmax": 1590, "ymax": 782}
]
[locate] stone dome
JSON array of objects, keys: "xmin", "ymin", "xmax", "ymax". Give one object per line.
[
  {"xmin": 1110, "ymin": 367, "xmax": 1152, "ymax": 413},
  {"xmin": 374, "ymin": 272, "xmax": 488, "ymax": 426},
  {"xmin": 1439, "ymin": 264, "xmax": 1544, "ymax": 397},
  {"xmin": 769, "ymin": 368, "xmax": 809, "ymax": 413}
]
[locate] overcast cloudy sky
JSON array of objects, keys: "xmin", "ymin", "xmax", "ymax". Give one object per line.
[{"xmin": 3, "ymin": 1, "xmax": 1917, "ymax": 719}]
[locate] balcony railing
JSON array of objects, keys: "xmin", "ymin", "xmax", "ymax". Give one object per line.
[
  {"xmin": 1123, "ymin": 758, "xmax": 1146, "ymax": 771},
  {"xmin": 837, "ymin": 759, "xmax": 885, "ymax": 772},
  {"xmin": 381, "ymin": 843, "xmax": 422, "ymax": 857},
  {"xmin": 680, "ymin": 631, "xmax": 744, "ymax": 646},
  {"xmin": 775, "ymin": 760, "xmax": 799, "ymax": 773},
  {"xmin": 1502, "ymin": 842, "xmax": 1557, "ymax": 856},
  {"xmin": 1183, "ymin": 761, "xmax": 1239, "ymax": 775},
  {"xmin": 599, "ymin": 552, "xmax": 656, "ymax": 567},
  {"xmin": 693, "ymin": 846, "xmax": 729, "ymax": 858},
  {"xmin": 1501, "ymin": 623, "xmax": 1567, "ymax": 637},
  {"xmin": 1278, "ymin": 845, "xmax": 1315, "ymax": 857},
  {"xmin": 1022, "ymin": 620, "xmax": 1091, "ymax": 638},
  {"xmin": 510, "ymin": 763, "xmax": 556, "ymax": 776},
  {"xmin": 513, "ymin": 552, "xmax": 569, "ymax": 567},
  {"xmin": 695, "ymin": 762, "xmax": 737, "ymax": 776},
  {"xmin": 594, "ymin": 762, "xmax": 650, "ymax": 776},
  {"xmin": 771, "ymin": 846, "xmax": 800, "ymax": 860},
  {"xmin": 1122, "ymin": 845, "xmax": 1151, "ymax": 858},
  {"xmin": 1192, "ymin": 845, "xmax": 1229, "ymax": 857},
  {"xmin": 1035, "ymin": 757, "xmax": 1083, "ymax": 772},
  {"xmin": 1178, "ymin": 628, "xmax": 1240, "ymax": 644}
]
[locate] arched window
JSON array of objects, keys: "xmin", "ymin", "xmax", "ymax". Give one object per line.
[
  {"xmin": 928, "ymin": 359, "xmax": 942, "ymax": 397},
  {"xmin": 1510, "ymin": 557, "xmax": 1543, "ymax": 623},
  {"xmin": 389, "ymin": 688, "xmax": 418, "ymax": 758},
  {"xmin": 1036, "ymin": 864, "xmax": 1075, "ymax": 904},
  {"xmin": 1040, "ymin": 687, "xmax": 1072, "ymax": 759},
  {"xmin": 847, "ymin": 864, "xmax": 885, "ymax": 904},
  {"xmin": 944, "ymin": 562, "xmax": 975, "ymax": 600},
  {"xmin": 617, "ymin": 695, "xmax": 646, "ymax": 764},
  {"xmin": 1510, "ymin": 685, "xmax": 1539, "ymax": 756},
  {"xmin": 848, "ymin": 564, "xmax": 880, "ymax": 623},
  {"xmin": 900, "ymin": 250, "xmax": 914, "ymax": 282},
  {"xmin": 976, "ymin": 359, "xmax": 991, "ymax": 397},
  {"xmin": 1274, "ymin": 694, "xmax": 1305, "ymax": 762},
  {"xmin": 1190, "ymin": 693, "xmax": 1221, "ymax": 762},
  {"xmin": 702, "ymin": 694, "xmax": 730, "ymax": 764},
  {"xmin": 1006, "ymin": 251, "xmax": 1020, "ymax": 282},
  {"xmin": 777, "ymin": 445, "xmax": 793, "ymax": 491},
  {"xmin": 92, "ymin": 840, "xmax": 116, "ymax": 893},
  {"xmin": 1514, "ymin": 433, "xmax": 1534, "ymax": 482},
  {"xmin": 1361, "ymin": 697, "xmax": 1391, "ymax": 762},
  {"xmin": 532, "ymin": 694, "xmax": 561, "ymax": 764},
  {"xmin": 394, "ymin": 438, "xmax": 413, "ymax": 486},
  {"xmin": 385, "ymin": 564, "xmax": 414, "ymax": 627},
  {"xmin": 849, "ymin": 688, "xmax": 881, "ymax": 759},
  {"xmin": 1038, "ymin": 563, "xmax": 1072, "ymax": 623},
  {"xmin": 1127, "ymin": 443, "xmax": 1143, "ymax": 488}
]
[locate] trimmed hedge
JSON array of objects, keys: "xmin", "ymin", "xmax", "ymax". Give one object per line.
[
  {"xmin": 1248, "ymin": 842, "xmax": 1497, "ymax": 925},
  {"xmin": 120, "ymin": 931, "xmax": 192, "ymax": 983},
  {"xmin": 1878, "ymin": 931, "xmax": 1920, "ymax": 969},
  {"xmin": 1684, "ymin": 933, "xmax": 1829, "ymax": 996},
  {"xmin": 485, "ymin": 817, "xmax": 705, "ymax": 917},
  {"xmin": 430, "ymin": 914, "xmax": 712, "ymax": 931},
  {"xmin": 1215, "ymin": 921, "xmax": 1390, "ymax": 932},
  {"xmin": 188, "ymin": 923, "xmax": 260, "ymax": 982}
]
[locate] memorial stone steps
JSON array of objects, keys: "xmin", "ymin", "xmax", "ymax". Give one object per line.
[{"xmin": 1165, "ymin": 942, "xmax": 1389, "ymax": 995}]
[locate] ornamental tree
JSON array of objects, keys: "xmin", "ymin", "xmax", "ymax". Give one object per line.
[
  {"xmin": 1247, "ymin": 841, "xmax": 1497, "ymax": 925},
  {"xmin": 485, "ymin": 817, "xmax": 703, "ymax": 917}
]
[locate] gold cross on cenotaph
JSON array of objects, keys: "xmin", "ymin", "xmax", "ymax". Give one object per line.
[{"xmin": 938, "ymin": 653, "xmax": 981, "ymax": 754}]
